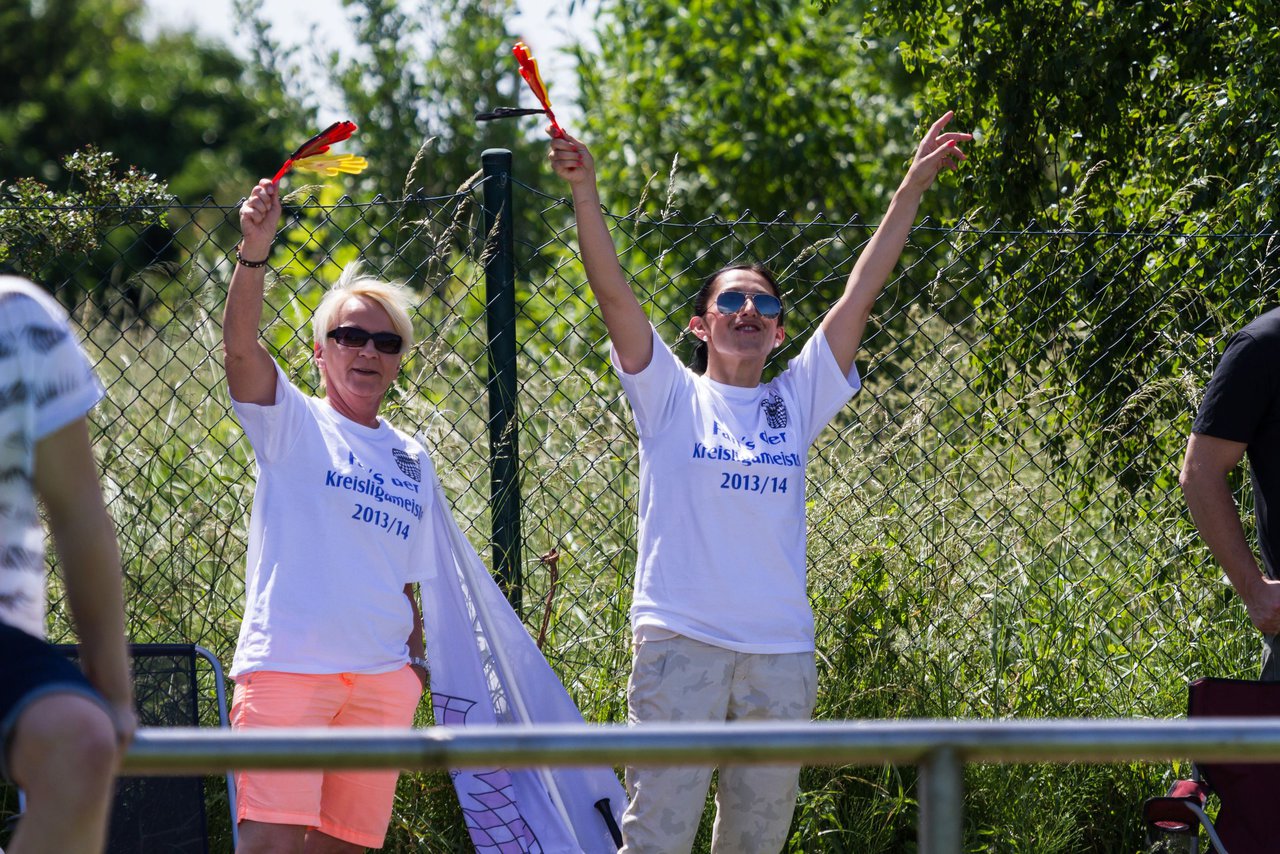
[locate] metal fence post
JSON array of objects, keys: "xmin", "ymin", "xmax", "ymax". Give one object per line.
[
  {"xmin": 918, "ymin": 747, "xmax": 963, "ymax": 854},
  {"xmin": 481, "ymin": 148, "xmax": 522, "ymax": 610}
]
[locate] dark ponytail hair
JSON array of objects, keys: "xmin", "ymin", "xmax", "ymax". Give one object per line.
[{"xmin": 688, "ymin": 263, "xmax": 784, "ymax": 374}]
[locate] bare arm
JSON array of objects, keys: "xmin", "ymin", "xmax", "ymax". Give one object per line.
[
  {"xmin": 223, "ymin": 179, "xmax": 283, "ymax": 405},
  {"xmin": 405, "ymin": 584, "xmax": 427, "ymax": 689},
  {"xmin": 820, "ymin": 112, "xmax": 972, "ymax": 376},
  {"xmin": 34, "ymin": 418, "xmax": 137, "ymax": 744},
  {"xmin": 1180, "ymin": 431, "xmax": 1280, "ymax": 633},
  {"xmin": 548, "ymin": 131, "xmax": 653, "ymax": 374}
]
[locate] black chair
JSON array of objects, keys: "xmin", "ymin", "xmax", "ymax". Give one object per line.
[{"xmin": 45, "ymin": 643, "xmax": 238, "ymax": 853}]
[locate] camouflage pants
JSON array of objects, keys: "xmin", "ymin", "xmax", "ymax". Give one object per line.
[
  {"xmin": 619, "ymin": 634, "xmax": 817, "ymax": 854},
  {"xmin": 1263, "ymin": 634, "xmax": 1280, "ymax": 681}
]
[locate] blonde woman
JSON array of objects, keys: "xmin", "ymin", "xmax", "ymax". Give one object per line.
[{"xmin": 223, "ymin": 179, "xmax": 433, "ymax": 853}]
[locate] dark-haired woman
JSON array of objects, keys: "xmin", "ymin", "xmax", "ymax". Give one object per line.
[{"xmin": 549, "ymin": 115, "xmax": 969, "ymax": 854}]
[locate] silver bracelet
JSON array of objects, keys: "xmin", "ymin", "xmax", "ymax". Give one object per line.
[{"xmin": 409, "ymin": 655, "xmax": 429, "ymax": 670}]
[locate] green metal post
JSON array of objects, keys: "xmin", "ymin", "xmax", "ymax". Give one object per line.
[{"xmin": 481, "ymin": 148, "xmax": 522, "ymax": 610}]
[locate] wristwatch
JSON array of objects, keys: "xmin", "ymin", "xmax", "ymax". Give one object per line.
[{"xmin": 409, "ymin": 655, "xmax": 429, "ymax": 670}]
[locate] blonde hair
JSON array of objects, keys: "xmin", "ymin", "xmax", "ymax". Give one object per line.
[{"xmin": 312, "ymin": 261, "xmax": 415, "ymax": 354}]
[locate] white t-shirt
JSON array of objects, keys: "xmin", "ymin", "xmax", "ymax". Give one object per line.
[
  {"xmin": 230, "ymin": 362, "xmax": 437, "ymax": 676},
  {"xmin": 613, "ymin": 327, "xmax": 860, "ymax": 654},
  {"xmin": 0, "ymin": 276, "xmax": 105, "ymax": 639}
]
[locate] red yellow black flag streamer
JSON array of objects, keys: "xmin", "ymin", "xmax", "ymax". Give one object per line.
[
  {"xmin": 271, "ymin": 121, "xmax": 369, "ymax": 186},
  {"xmin": 511, "ymin": 42, "xmax": 563, "ymax": 138}
]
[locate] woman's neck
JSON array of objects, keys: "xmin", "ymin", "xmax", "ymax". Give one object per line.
[
  {"xmin": 324, "ymin": 392, "xmax": 382, "ymax": 428},
  {"xmin": 703, "ymin": 352, "xmax": 766, "ymax": 388}
]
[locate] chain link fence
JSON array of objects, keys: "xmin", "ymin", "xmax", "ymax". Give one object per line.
[{"xmin": 7, "ymin": 157, "xmax": 1278, "ymax": 849}]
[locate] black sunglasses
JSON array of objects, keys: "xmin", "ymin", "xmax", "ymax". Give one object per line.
[
  {"xmin": 326, "ymin": 326, "xmax": 404, "ymax": 355},
  {"xmin": 714, "ymin": 291, "xmax": 783, "ymax": 319}
]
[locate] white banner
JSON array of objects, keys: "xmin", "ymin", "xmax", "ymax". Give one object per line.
[{"xmin": 421, "ymin": 464, "xmax": 626, "ymax": 853}]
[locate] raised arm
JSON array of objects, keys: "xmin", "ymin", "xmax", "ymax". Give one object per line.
[
  {"xmin": 1181, "ymin": 432, "xmax": 1280, "ymax": 633},
  {"xmin": 223, "ymin": 179, "xmax": 283, "ymax": 405},
  {"xmin": 548, "ymin": 131, "xmax": 653, "ymax": 374},
  {"xmin": 820, "ymin": 112, "xmax": 971, "ymax": 376}
]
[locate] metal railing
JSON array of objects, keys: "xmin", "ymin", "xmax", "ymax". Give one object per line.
[{"xmin": 122, "ymin": 718, "xmax": 1271, "ymax": 854}]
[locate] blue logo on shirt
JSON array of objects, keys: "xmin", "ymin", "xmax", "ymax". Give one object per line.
[{"xmin": 761, "ymin": 393, "xmax": 788, "ymax": 429}]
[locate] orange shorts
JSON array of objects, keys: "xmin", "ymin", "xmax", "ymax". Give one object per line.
[{"xmin": 231, "ymin": 667, "xmax": 423, "ymax": 849}]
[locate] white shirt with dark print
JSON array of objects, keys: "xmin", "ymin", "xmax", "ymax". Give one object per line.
[
  {"xmin": 612, "ymin": 327, "xmax": 859, "ymax": 654},
  {"xmin": 0, "ymin": 276, "xmax": 105, "ymax": 638}
]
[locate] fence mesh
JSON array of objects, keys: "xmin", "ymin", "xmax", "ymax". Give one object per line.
[{"xmin": 8, "ymin": 168, "xmax": 1277, "ymax": 849}]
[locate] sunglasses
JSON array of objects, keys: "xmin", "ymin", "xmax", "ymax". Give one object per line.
[
  {"xmin": 326, "ymin": 326, "xmax": 404, "ymax": 355},
  {"xmin": 714, "ymin": 290, "xmax": 783, "ymax": 319}
]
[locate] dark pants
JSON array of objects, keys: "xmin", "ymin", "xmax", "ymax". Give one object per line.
[{"xmin": 0, "ymin": 623, "xmax": 102, "ymax": 782}]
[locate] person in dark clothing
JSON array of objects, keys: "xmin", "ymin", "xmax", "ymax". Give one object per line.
[{"xmin": 1182, "ymin": 307, "xmax": 1280, "ymax": 678}]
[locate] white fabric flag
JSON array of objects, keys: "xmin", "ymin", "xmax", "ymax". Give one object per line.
[{"xmin": 421, "ymin": 466, "xmax": 626, "ymax": 853}]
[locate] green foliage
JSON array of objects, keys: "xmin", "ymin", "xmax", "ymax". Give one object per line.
[
  {"xmin": 576, "ymin": 0, "xmax": 947, "ymax": 221},
  {"xmin": 800, "ymin": 1, "xmax": 1280, "ymax": 496},
  {"xmin": 854, "ymin": 0, "xmax": 1280, "ymax": 227},
  {"xmin": 232, "ymin": 0, "xmax": 552, "ymax": 313},
  {"xmin": 0, "ymin": 146, "xmax": 173, "ymax": 297},
  {"xmin": 239, "ymin": 0, "xmax": 543, "ymax": 201},
  {"xmin": 0, "ymin": 0, "xmax": 310, "ymax": 203}
]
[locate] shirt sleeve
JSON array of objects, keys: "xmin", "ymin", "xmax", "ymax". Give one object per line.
[
  {"xmin": 776, "ymin": 329, "xmax": 861, "ymax": 446},
  {"xmin": 10, "ymin": 293, "xmax": 106, "ymax": 440},
  {"xmin": 610, "ymin": 326, "xmax": 689, "ymax": 437},
  {"xmin": 230, "ymin": 360, "xmax": 309, "ymax": 463},
  {"xmin": 1193, "ymin": 330, "xmax": 1279, "ymax": 444}
]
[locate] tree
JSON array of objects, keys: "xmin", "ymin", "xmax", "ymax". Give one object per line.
[
  {"xmin": 238, "ymin": 0, "xmax": 543, "ymax": 200},
  {"xmin": 234, "ymin": 0, "xmax": 551, "ymax": 308},
  {"xmin": 0, "ymin": 146, "xmax": 176, "ymax": 321},
  {"xmin": 824, "ymin": 0, "xmax": 1280, "ymax": 228},
  {"xmin": 827, "ymin": 1, "xmax": 1280, "ymax": 485},
  {"xmin": 0, "ymin": 147, "xmax": 172, "ymax": 273},
  {"xmin": 0, "ymin": 0, "xmax": 311, "ymax": 203},
  {"xmin": 574, "ymin": 0, "xmax": 934, "ymax": 221}
]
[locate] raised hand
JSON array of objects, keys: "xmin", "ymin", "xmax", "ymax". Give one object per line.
[
  {"xmin": 548, "ymin": 129, "xmax": 596, "ymax": 189},
  {"xmin": 238, "ymin": 178, "xmax": 282, "ymax": 259},
  {"xmin": 225, "ymin": 178, "xmax": 284, "ymax": 405},
  {"xmin": 902, "ymin": 111, "xmax": 973, "ymax": 192}
]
